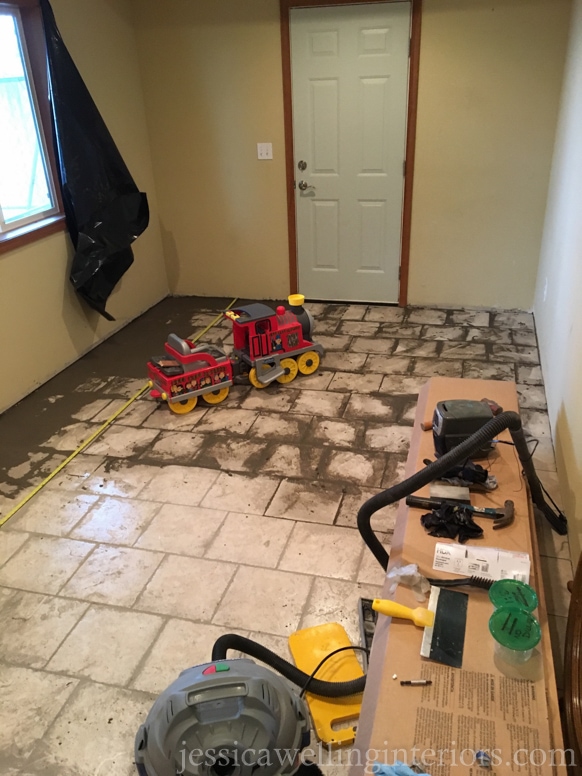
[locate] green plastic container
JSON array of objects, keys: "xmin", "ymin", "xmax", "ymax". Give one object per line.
[
  {"xmin": 489, "ymin": 579, "xmax": 538, "ymax": 613},
  {"xmin": 489, "ymin": 607, "xmax": 541, "ymax": 664}
]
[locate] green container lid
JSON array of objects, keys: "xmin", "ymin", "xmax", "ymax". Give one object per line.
[
  {"xmin": 489, "ymin": 607, "xmax": 541, "ymax": 652},
  {"xmin": 489, "ymin": 579, "xmax": 538, "ymax": 612}
]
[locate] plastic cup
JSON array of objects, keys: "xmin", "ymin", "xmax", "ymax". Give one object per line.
[
  {"xmin": 489, "ymin": 607, "xmax": 541, "ymax": 665},
  {"xmin": 489, "ymin": 579, "xmax": 538, "ymax": 613}
]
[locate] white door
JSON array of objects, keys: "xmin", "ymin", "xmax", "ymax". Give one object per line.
[{"xmin": 290, "ymin": 2, "xmax": 411, "ymax": 303}]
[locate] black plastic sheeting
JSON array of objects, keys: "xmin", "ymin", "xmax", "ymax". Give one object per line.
[{"xmin": 40, "ymin": 0, "xmax": 149, "ymax": 320}]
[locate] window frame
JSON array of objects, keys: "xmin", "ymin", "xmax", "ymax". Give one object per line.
[{"xmin": 0, "ymin": 0, "xmax": 65, "ymax": 254}]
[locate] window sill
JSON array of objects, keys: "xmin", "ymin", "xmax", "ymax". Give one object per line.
[{"xmin": 0, "ymin": 214, "xmax": 67, "ymax": 256}]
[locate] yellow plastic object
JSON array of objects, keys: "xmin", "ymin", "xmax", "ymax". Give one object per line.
[
  {"xmin": 372, "ymin": 598, "xmax": 435, "ymax": 628},
  {"xmin": 202, "ymin": 387, "xmax": 230, "ymax": 405},
  {"xmin": 168, "ymin": 397, "xmax": 198, "ymax": 414},
  {"xmin": 276, "ymin": 358, "xmax": 298, "ymax": 384},
  {"xmin": 289, "ymin": 623, "xmax": 364, "ymax": 748},
  {"xmin": 297, "ymin": 351, "xmax": 320, "ymax": 375},
  {"xmin": 288, "ymin": 293, "xmax": 305, "ymax": 306},
  {"xmin": 249, "ymin": 366, "xmax": 269, "ymax": 389}
]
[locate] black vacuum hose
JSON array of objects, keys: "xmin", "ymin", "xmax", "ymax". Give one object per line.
[
  {"xmin": 212, "ymin": 634, "xmax": 366, "ymax": 697},
  {"xmin": 358, "ymin": 410, "xmax": 568, "ymax": 571}
]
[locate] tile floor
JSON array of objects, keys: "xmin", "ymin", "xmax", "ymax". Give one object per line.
[{"xmin": 0, "ymin": 299, "xmax": 572, "ymax": 776}]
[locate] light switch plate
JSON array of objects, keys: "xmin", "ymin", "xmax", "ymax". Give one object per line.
[{"xmin": 257, "ymin": 142, "xmax": 273, "ymax": 160}]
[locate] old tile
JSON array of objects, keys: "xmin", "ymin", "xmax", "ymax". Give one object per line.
[
  {"xmin": 103, "ymin": 377, "xmax": 149, "ymax": 397},
  {"xmin": 462, "ymin": 361, "xmax": 515, "ymax": 381},
  {"xmin": 379, "ymin": 322, "xmax": 422, "ymax": 338},
  {"xmin": 248, "ymin": 413, "xmax": 310, "ymax": 442},
  {"xmin": 0, "ymin": 591, "xmax": 88, "ymax": 669},
  {"xmin": 47, "ymin": 606, "xmax": 163, "ymax": 685},
  {"xmin": 512, "ymin": 330, "xmax": 537, "ymax": 347},
  {"xmin": 294, "ymin": 371, "xmax": 335, "ymax": 391},
  {"xmin": 86, "ymin": 426, "xmax": 160, "ymax": 458},
  {"xmin": 0, "ymin": 664, "xmax": 78, "ymax": 761},
  {"xmin": 532, "ymin": 438, "xmax": 557, "ymax": 473},
  {"xmin": 138, "ymin": 555, "xmax": 236, "ymax": 621},
  {"xmin": 321, "ymin": 352, "xmax": 367, "ymax": 372},
  {"xmin": 335, "ymin": 488, "xmax": 398, "ymax": 533},
  {"xmin": 440, "ymin": 342, "xmax": 487, "ymax": 359},
  {"xmin": 344, "ymin": 394, "xmax": 395, "ymax": 421},
  {"xmin": 490, "ymin": 345, "xmax": 539, "ymax": 364},
  {"xmin": 311, "ymin": 418, "xmax": 361, "ymax": 447},
  {"xmin": 45, "ymin": 453, "xmax": 106, "ymax": 492},
  {"xmin": 241, "ymin": 389, "xmax": 297, "ymax": 413},
  {"xmin": 358, "ymin": 538, "xmax": 392, "ymax": 586},
  {"xmin": 309, "ymin": 302, "xmax": 331, "ymax": 317},
  {"xmin": 10, "ymin": 492, "xmax": 97, "ymax": 537},
  {"xmin": 349, "ymin": 337, "xmax": 395, "ymax": 355},
  {"xmin": 448, "ymin": 310, "xmax": 491, "ymax": 327},
  {"xmin": 291, "ymin": 390, "xmax": 346, "ymax": 418},
  {"xmin": 92, "ymin": 400, "xmax": 157, "ymax": 427},
  {"xmin": 517, "ymin": 384, "xmax": 547, "ymax": 411},
  {"xmin": 267, "ymin": 480, "xmax": 343, "ymax": 525},
  {"xmin": 144, "ymin": 431, "xmax": 205, "ymax": 463},
  {"xmin": 70, "ymin": 497, "xmax": 160, "ymax": 545},
  {"xmin": 328, "ymin": 372, "xmax": 382, "ymax": 393},
  {"xmin": 466, "ymin": 327, "xmax": 512, "ymax": 344},
  {"xmin": 135, "ymin": 503, "xmax": 226, "ymax": 556},
  {"xmin": 324, "ymin": 450, "xmax": 386, "ymax": 488},
  {"xmin": 407, "ymin": 308, "xmax": 447, "ymax": 325},
  {"xmin": 279, "ymin": 522, "xmax": 363, "ymax": 580},
  {"xmin": 394, "ymin": 340, "xmax": 438, "ymax": 357},
  {"xmin": 141, "ymin": 404, "xmax": 204, "ymax": 430},
  {"xmin": 319, "ymin": 303, "xmax": 347, "ymax": 319},
  {"xmin": 315, "ymin": 334, "xmax": 351, "ymax": 352},
  {"xmin": 201, "ymin": 472, "xmax": 280, "ymax": 514},
  {"xmin": 61, "ymin": 545, "xmax": 163, "ymax": 606},
  {"xmin": 421, "ymin": 325, "xmax": 466, "ymax": 341},
  {"xmin": 378, "ymin": 375, "xmax": 426, "ymax": 395},
  {"xmin": 493, "ymin": 311, "xmax": 535, "ymax": 330},
  {"xmin": 300, "ymin": 577, "xmax": 382, "ymax": 645},
  {"xmin": 517, "ymin": 365, "xmax": 543, "ymax": 386},
  {"xmin": 364, "ymin": 424, "xmax": 413, "ymax": 454},
  {"xmin": 341, "ymin": 304, "xmax": 368, "ymax": 321},
  {"xmin": 132, "ymin": 619, "xmax": 232, "ymax": 694},
  {"xmin": 34, "ymin": 682, "xmax": 151, "ymax": 776},
  {"xmin": 41, "ymin": 422, "xmax": 96, "ymax": 451},
  {"xmin": 0, "ymin": 530, "xmax": 29, "ymax": 566},
  {"xmin": 195, "ymin": 408, "xmax": 259, "ymax": 435},
  {"xmin": 0, "ymin": 536, "xmax": 93, "ymax": 595},
  {"xmin": 261, "ymin": 444, "xmax": 321, "ymax": 479},
  {"xmin": 338, "ymin": 321, "xmax": 379, "ymax": 337},
  {"xmin": 71, "ymin": 399, "xmax": 115, "ymax": 421},
  {"xmin": 213, "ymin": 565, "xmax": 313, "ymax": 636},
  {"xmin": 521, "ymin": 409, "xmax": 552, "ymax": 440},
  {"xmin": 364, "ymin": 355, "xmax": 411, "ymax": 375},
  {"xmin": 365, "ymin": 306, "xmax": 405, "ymax": 323},
  {"xmin": 139, "ymin": 465, "xmax": 220, "ymax": 506},
  {"xmin": 74, "ymin": 377, "xmax": 112, "ymax": 393},
  {"xmin": 412, "ymin": 359, "xmax": 463, "ymax": 378},
  {"xmin": 196, "ymin": 438, "xmax": 267, "ymax": 473},
  {"xmin": 314, "ymin": 318, "xmax": 341, "ymax": 335},
  {"xmin": 206, "ymin": 512, "xmax": 294, "ymax": 567},
  {"xmin": 82, "ymin": 461, "xmax": 158, "ymax": 498}
]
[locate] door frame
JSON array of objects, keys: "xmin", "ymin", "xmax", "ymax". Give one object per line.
[{"xmin": 280, "ymin": 0, "xmax": 422, "ymax": 306}]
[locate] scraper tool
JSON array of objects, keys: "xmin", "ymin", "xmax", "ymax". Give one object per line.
[{"xmin": 373, "ymin": 586, "xmax": 468, "ymax": 668}]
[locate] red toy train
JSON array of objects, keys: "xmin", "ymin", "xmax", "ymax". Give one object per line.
[{"xmin": 147, "ymin": 295, "xmax": 324, "ymax": 414}]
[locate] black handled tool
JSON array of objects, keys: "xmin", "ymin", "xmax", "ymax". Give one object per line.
[{"xmin": 406, "ymin": 495, "xmax": 514, "ymax": 529}]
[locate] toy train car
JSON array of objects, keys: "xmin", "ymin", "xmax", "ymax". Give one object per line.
[{"xmin": 147, "ymin": 295, "xmax": 324, "ymax": 414}]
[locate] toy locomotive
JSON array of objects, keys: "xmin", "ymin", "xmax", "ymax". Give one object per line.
[{"xmin": 147, "ymin": 295, "xmax": 324, "ymax": 414}]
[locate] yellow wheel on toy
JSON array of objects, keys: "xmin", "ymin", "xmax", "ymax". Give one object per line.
[
  {"xmin": 168, "ymin": 396, "xmax": 198, "ymax": 414},
  {"xmin": 249, "ymin": 366, "xmax": 270, "ymax": 389},
  {"xmin": 297, "ymin": 351, "xmax": 320, "ymax": 375},
  {"xmin": 202, "ymin": 386, "xmax": 229, "ymax": 405},
  {"xmin": 277, "ymin": 358, "xmax": 298, "ymax": 384}
]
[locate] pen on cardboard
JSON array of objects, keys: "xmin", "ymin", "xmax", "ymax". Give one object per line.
[{"xmin": 400, "ymin": 679, "xmax": 432, "ymax": 686}]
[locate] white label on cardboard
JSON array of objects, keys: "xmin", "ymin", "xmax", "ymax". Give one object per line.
[{"xmin": 433, "ymin": 542, "xmax": 530, "ymax": 582}]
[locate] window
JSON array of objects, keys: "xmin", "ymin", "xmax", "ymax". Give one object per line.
[{"xmin": 0, "ymin": 4, "xmax": 59, "ymax": 234}]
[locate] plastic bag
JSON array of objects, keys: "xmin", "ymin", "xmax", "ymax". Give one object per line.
[{"xmin": 40, "ymin": 0, "xmax": 149, "ymax": 320}]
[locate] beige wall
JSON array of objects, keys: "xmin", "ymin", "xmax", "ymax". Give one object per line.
[
  {"xmin": 134, "ymin": 0, "xmax": 570, "ymax": 308},
  {"xmin": 409, "ymin": 0, "xmax": 571, "ymax": 309},
  {"xmin": 133, "ymin": 0, "xmax": 290, "ymax": 300},
  {"xmin": 534, "ymin": 0, "xmax": 582, "ymax": 563},
  {"xmin": 0, "ymin": 0, "xmax": 168, "ymax": 413}
]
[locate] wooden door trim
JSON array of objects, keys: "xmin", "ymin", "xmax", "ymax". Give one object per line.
[{"xmin": 280, "ymin": 0, "xmax": 422, "ymax": 306}]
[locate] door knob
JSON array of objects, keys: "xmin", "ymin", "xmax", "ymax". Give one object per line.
[{"xmin": 298, "ymin": 180, "xmax": 316, "ymax": 191}]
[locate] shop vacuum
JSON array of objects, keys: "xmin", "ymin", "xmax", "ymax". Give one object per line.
[{"xmin": 135, "ymin": 409, "xmax": 566, "ymax": 776}]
